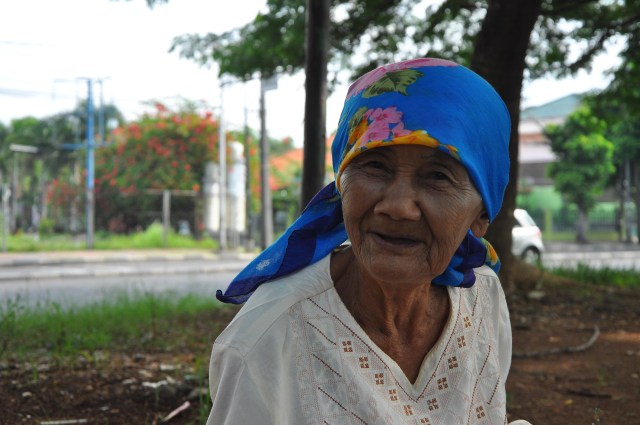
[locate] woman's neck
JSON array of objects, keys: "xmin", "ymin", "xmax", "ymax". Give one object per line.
[{"xmin": 330, "ymin": 247, "xmax": 451, "ymax": 383}]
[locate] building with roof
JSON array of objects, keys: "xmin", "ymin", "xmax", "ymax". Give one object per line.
[{"xmin": 518, "ymin": 93, "xmax": 583, "ymax": 187}]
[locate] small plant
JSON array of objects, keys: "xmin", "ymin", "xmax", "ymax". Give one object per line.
[
  {"xmin": 549, "ymin": 264, "xmax": 640, "ymax": 288},
  {"xmin": 592, "ymin": 407, "xmax": 602, "ymax": 425},
  {"xmin": 0, "ymin": 296, "xmax": 24, "ymax": 357},
  {"xmin": 0, "ymin": 291, "xmax": 224, "ymax": 363},
  {"xmin": 38, "ymin": 218, "xmax": 55, "ymax": 237},
  {"xmin": 4, "ymin": 226, "xmax": 218, "ymax": 252}
]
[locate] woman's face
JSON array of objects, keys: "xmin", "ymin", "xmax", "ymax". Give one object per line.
[{"xmin": 340, "ymin": 144, "xmax": 489, "ymax": 286}]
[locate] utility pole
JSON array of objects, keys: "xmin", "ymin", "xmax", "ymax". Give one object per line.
[
  {"xmin": 243, "ymin": 102, "xmax": 252, "ymax": 247},
  {"xmin": 55, "ymin": 77, "xmax": 108, "ymax": 249},
  {"xmin": 218, "ymin": 81, "xmax": 228, "ymax": 251},
  {"xmin": 9, "ymin": 144, "xmax": 39, "ymax": 235},
  {"xmin": 2, "ymin": 183, "xmax": 9, "ymax": 252},
  {"xmin": 85, "ymin": 79, "xmax": 95, "ymax": 249},
  {"xmin": 624, "ymin": 160, "xmax": 633, "ymax": 243},
  {"xmin": 97, "ymin": 80, "xmax": 105, "ymax": 143},
  {"xmin": 259, "ymin": 76, "xmax": 277, "ymax": 249}
]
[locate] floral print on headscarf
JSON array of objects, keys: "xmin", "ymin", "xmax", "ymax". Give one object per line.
[{"xmin": 216, "ymin": 58, "xmax": 510, "ymax": 304}]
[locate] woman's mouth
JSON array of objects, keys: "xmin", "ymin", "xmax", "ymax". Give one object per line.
[{"xmin": 372, "ymin": 232, "xmax": 421, "ymax": 247}]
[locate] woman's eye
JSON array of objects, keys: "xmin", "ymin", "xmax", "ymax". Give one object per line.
[
  {"xmin": 431, "ymin": 171, "xmax": 451, "ymax": 181},
  {"xmin": 363, "ymin": 160, "xmax": 387, "ymax": 170}
]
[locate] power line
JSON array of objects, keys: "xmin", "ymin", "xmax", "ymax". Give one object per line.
[
  {"xmin": 0, "ymin": 87, "xmax": 74, "ymax": 99},
  {"xmin": 0, "ymin": 39, "xmax": 50, "ymax": 47},
  {"xmin": 0, "ymin": 39, "xmax": 84, "ymax": 49}
]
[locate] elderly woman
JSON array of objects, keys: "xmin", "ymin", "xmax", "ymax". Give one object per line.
[{"xmin": 208, "ymin": 58, "xmax": 531, "ymax": 425}]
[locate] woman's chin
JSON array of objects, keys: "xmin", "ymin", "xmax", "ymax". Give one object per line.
[{"xmin": 361, "ymin": 257, "xmax": 438, "ymax": 287}]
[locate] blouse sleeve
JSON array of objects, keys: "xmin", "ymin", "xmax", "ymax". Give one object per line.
[
  {"xmin": 495, "ymin": 275, "xmax": 513, "ymax": 383},
  {"xmin": 206, "ymin": 342, "xmax": 276, "ymax": 425}
]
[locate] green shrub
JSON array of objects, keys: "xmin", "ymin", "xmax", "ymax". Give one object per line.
[
  {"xmin": 38, "ymin": 218, "xmax": 55, "ymax": 236},
  {"xmin": 0, "ymin": 291, "xmax": 223, "ymax": 361},
  {"xmin": 549, "ymin": 264, "xmax": 640, "ymax": 287}
]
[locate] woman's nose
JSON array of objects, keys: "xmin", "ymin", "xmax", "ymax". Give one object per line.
[{"xmin": 373, "ymin": 177, "xmax": 422, "ymax": 221}]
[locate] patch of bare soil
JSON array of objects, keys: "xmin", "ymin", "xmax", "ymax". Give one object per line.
[
  {"xmin": 1, "ymin": 264, "xmax": 638, "ymax": 425},
  {"xmin": 0, "ymin": 306, "xmax": 242, "ymax": 425},
  {"xmin": 506, "ymin": 262, "xmax": 640, "ymax": 425}
]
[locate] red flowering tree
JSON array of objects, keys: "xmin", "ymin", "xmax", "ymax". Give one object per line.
[
  {"xmin": 94, "ymin": 103, "xmax": 219, "ymax": 232},
  {"xmin": 46, "ymin": 168, "xmax": 83, "ymax": 233}
]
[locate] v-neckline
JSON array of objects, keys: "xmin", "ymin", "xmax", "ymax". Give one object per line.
[{"xmin": 326, "ymin": 282, "xmax": 460, "ymax": 399}]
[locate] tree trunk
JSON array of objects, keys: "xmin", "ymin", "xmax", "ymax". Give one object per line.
[
  {"xmin": 470, "ymin": 0, "xmax": 543, "ymax": 292},
  {"xmin": 301, "ymin": 0, "xmax": 330, "ymax": 209},
  {"xmin": 632, "ymin": 162, "xmax": 640, "ymax": 244},
  {"xmin": 617, "ymin": 174, "xmax": 626, "ymax": 242},
  {"xmin": 576, "ymin": 207, "xmax": 589, "ymax": 244}
]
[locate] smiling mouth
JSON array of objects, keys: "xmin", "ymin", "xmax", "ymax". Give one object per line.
[{"xmin": 372, "ymin": 232, "xmax": 421, "ymax": 246}]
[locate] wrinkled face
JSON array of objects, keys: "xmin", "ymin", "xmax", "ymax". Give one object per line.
[{"xmin": 340, "ymin": 145, "xmax": 488, "ymax": 285}]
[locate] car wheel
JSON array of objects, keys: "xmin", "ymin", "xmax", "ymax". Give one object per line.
[{"xmin": 521, "ymin": 247, "xmax": 541, "ymax": 264}]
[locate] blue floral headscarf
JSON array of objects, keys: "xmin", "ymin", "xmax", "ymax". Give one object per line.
[{"xmin": 217, "ymin": 58, "xmax": 510, "ymax": 304}]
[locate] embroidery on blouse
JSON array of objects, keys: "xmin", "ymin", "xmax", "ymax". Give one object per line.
[{"xmin": 292, "ymin": 282, "xmax": 506, "ymax": 424}]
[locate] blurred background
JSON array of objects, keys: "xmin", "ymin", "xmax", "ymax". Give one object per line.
[{"xmin": 0, "ymin": 0, "xmax": 637, "ymax": 254}]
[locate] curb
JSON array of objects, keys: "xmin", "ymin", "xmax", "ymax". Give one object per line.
[
  {"xmin": 0, "ymin": 251, "xmax": 257, "ymax": 268},
  {"xmin": 0, "ymin": 260, "xmax": 251, "ymax": 282},
  {"xmin": 545, "ymin": 242, "xmax": 640, "ymax": 253}
]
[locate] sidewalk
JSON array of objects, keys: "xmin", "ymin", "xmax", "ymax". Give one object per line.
[
  {"xmin": 545, "ymin": 240, "xmax": 640, "ymax": 253},
  {"xmin": 0, "ymin": 248, "xmax": 258, "ymax": 267},
  {"xmin": 0, "ymin": 241, "xmax": 637, "ymax": 267}
]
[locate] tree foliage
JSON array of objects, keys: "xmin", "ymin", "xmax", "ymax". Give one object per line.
[
  {"xmin": 588, "ymin": 92, "xmax": 640, "ymax": 240},
  {"xmin": 169, "ymin": 0, "xmax": 419, "ymax": 82},
  {"xmin": 97, "ymin": 103, "xmax": 218, "ymax": 193},
  {"xmin": 91, "ymin": 103, "xmax": 219, "ymax": 232},
  {"xmin": 140, "ymin": 0, "xmax": 639, "ymax": 281},
  {"xmin": 0, "ymin": 102, "xmax": 124, "ymax": 232},
  {"xmin": 547, "ymin": 107, "xmax": 615, "ymax": 241},
  {"xmin": 167, "ymin": 0, "xmax": 637, "ymax": 88}
]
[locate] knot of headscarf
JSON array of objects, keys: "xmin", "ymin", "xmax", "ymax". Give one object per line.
[{"xmin": 217, "ymin": 58, "xmax": 510, "ymax": 304}]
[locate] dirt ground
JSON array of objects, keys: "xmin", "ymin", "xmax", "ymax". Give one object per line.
[
  {"xmin": 506, "ymin": 263, "xmax": 640, "ymax": 425},
  {"xmin": 1, "ymin": 263, "xmax": 639, "ymax": 425}
]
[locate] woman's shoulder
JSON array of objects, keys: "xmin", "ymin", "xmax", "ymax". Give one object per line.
[
  {"xmin": 474, "ymin": 263, "xmax": 500, "ymax": 280},
  {"xmin": 214, "ymin": 254, "xmax": 333, "ymax": 354},
  {"xmin": 456, "ymin": 265, "xmax": 507, "ymax": 306},
  {"xmin": 476, "ymin": 264, "xmax": 506, "ymax": 293}
]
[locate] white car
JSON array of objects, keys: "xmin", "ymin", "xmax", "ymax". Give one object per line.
[{"xmin": 512, "ymin": 208, "xmax": 545, "ymax": 263}]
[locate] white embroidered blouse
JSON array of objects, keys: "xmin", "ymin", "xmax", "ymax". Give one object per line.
[{"xmin": 207, "ymin": 254, "xmax": 513, "ymax": 425}]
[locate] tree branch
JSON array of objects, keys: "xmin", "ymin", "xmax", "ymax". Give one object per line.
[
  {"xmin": 540, "ymin": 0, "xmax": 598, "ymax": 18},
  {"xmin": 513, "ymin": 325, "xmax": 600, "ymax": 358}
]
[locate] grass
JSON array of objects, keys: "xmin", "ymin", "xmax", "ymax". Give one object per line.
[
  {"xmin": 3, "ymin": 264, "xmax": 638, "ymax": 363},
  {"xmin": 0, "ymin": 290, "xmax": 226, "ymax": 362},
  {"xmin": 0, "ymin": 289, "xmax": 233, "ymax": 424},
  {"xmin": 4, "ymin": 222, "xmax": 219, "ymax": 252},
  {"xmin": 547, "ymin": 263, "xmax": 640, "ymax": 288},
  {"xmin": 1, "ymin": 264, "xmax": 636, "ymax": 423}
]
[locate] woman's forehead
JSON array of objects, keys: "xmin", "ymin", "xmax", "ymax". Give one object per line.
[{"xmin": 355, "ymin": 144, "xmax": 465, "ymax": 168}]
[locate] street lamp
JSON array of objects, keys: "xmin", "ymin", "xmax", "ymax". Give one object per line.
[
  {"xmin": 9, "ymin": 144, "xmax": 39, "ymax": 154},
  {"xmin": 4, "ymin": 144, "xmax": 39, "ymax": 251},
  {"xmin": 219, "ymin": 80, "xmax": 230, "ymax": 251},
  {"xmin": 260, "ymin": 75, "xmax": 277, "ymax": 249}
]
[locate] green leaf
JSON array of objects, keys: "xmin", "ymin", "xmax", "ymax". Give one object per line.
[
  {"xmin": 362, "ymin": 69, "xmax": 424, "ymax": 98},
  {"xmin": 347, "ymin": 107, "xmax": 368, "ymax": 132}
]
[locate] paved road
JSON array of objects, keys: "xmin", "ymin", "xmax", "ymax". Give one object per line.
[
  {"xmin": 0, "ymin": 250, "xmax": 253, "ymax": 308},
  {"xmin": 542, "ymin": 241, "xmax": 640, "ymax": 270},
  {"xmin": 0, "ymin": 270, "xmax": 241, "ymax": 308},
  {"xmin": 0, "ymin": 243, "xmax": 638, "ymax": 308}
]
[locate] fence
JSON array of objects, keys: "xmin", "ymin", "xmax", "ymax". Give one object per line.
[
  {"xmin": 46, "ymin": 190, "xmax": 201, "ymax": 237},
  {"xmin": 528, "ymin": 205, "xmax": 638, "ymax": 235}
]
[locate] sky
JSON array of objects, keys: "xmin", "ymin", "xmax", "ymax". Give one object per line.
[{"xmin": 0, "ymin": 0, "xmax": 624, "ymax": 146}]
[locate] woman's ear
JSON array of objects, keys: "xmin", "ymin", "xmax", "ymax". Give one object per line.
[{"xmin": 470, "ymin": 211, "xmax": 490, "ymax": 238}]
